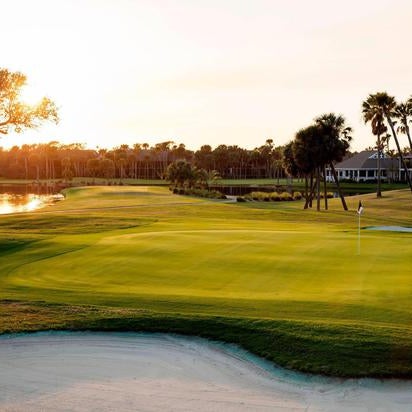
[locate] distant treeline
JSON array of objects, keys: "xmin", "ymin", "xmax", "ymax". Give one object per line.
[{"xmin": 0, "ymin": 140, "xmax": 290, "ymax": 181}]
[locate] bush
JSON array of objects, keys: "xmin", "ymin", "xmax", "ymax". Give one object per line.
[
  {"xmin": 318, "ymin": 191, "xmax": 335, "ymax": 199},
  {"xmin": 172, "ymin": 187, "xmax": 226, "ymax": 199},
  {"xmin": 237, "ymin": 196, "xmax": 247, "ymax": 202},
  {"xmin": 280, "ymin": 192, "xmax": 293, "ymax": 201},
  {"xmin": 250, "ymin": 191, "xmax": 267, "ymax": 201},
  {"xmin": 245, "ymin": 190, "xmax": 299, "ymax": 202},
  {"xmin": 270, "ymin": 192, "xmax": 280, "ymax": 201}
]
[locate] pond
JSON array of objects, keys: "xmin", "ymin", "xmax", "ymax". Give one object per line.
[
  {"xmin": 0, "ymin": 332, "xmax": 411, "ymax": 411},
  {"xmin": 0, "ymin": 185, "xmax": 64, "ymax": 214}
]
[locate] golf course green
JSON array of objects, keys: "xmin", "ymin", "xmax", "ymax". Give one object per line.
[{"xmin": 1, "ymin": 186, "xmax": 411, "ymax": 378}]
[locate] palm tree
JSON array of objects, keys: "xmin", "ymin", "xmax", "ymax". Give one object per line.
[
  {"xmin": 282, "ymin": 141, "xmax": 301, "ymax": 193},
  {"xmin": 292, "ymin": 125, "xmax": 321, "ymax": 209},
  {"xmin": 314, "ymin": 113, "xmax": 352, "ymax": 210},
  {"xmin": 393, "ymin": 101, "xmax": 412, "ymax": 151},
  {"xmin": 362, "ymin": 92, "xmax": 412, "ymax": 194},
  {"xmin": 204, "ymin": 169, "xmax": 221, "ymax": 191},
  {"xmin": 165, "ymin": 160, "xmax": 194, "ymax": 188},
  {"xmin": 362, "ymin": 97, "xmax": 387, "ymax": 197}
]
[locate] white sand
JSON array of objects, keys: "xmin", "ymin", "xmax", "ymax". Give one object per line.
[{"xmin": 0, "ymin": 332, "xmax": 411, "ymax": 411}]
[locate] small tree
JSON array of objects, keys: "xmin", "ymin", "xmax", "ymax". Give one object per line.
[
  {"xmin": 0, "ymin": 68, "xmax": 58, "ymax": 135},
  {"xmin": 165, "ymin": 160, "xmax": 194, "ymax": 188},
  {"xmin": 195, "ymin": 169, "xmax": 221, "ymax": 191}
]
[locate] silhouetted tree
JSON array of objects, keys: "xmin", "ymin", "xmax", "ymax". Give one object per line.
[
  {"xmin": 393, "ymin": 100, "xmax": 412, "ymax": 152},
  {"xmin": 362, "ymin": 92, "xmax": 412, "ymax": 194},
  {"xmin": 0, "ymin": 68, "xmax": 58, "ymax": 136}
]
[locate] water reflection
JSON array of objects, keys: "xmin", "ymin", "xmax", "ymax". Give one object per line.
[{"xmin": 0, "ymin": 193, "xmax": 64, "ymax": 214}]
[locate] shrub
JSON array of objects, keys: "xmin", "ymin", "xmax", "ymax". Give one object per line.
[
  {"xmin": 280, "ymin": 191, "xmax": 293, "ymax": 201},
  {"xmin": 250, "ymin": 191, "xmax": 260, "ymax": 201},
  {"xmin": 172, "ymin": 187, "xmax": 226, "ymax": 199},
  {"xmin": 270, "ymin": 192, "xmax": 280, "ymax": 201},
  {"xmin": 250, "ymin": 191, "xmax": 268, "ymax": 201},
  {"xmin": 293, "ymin": 191, "xmax": 302, "ymax": 200},
  {"xmin": 237, "ymin": 196, "xmax": 246, "ymax": 202}
]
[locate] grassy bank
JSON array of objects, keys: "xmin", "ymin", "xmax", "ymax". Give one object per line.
[
  {"xmin": 1, "ymin": 186, "xmax": 411, "ymax": 377},
  {"xmin": 1, "ymin": 176, "xmax": 407, "ymax": 195}
]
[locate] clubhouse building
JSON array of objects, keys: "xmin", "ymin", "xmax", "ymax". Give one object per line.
[{"xmin": 326, "ymin": 150, "xmax": 412, "ymax": 182}]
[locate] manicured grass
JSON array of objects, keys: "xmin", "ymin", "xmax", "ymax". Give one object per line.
[
  {"xmin": 214, "ymin": 178, "xmax": 408, "ymax": 194},
  {"xmin": 0, "ymin": 177, "xmax": 167, "ymax": 185},
  {"xmin": 1, "ymin": 186, "xmax": 411, "ymax": 377},
  {"xmin": 2, "ymin": 176, "xmax": 407, "ymax": 196}
]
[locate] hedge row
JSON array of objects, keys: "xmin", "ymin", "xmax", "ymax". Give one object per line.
[
  {"xmin": 172, "ymin": 187, "xmax": 227, "ymax": 199},
  {"xmin": 237, "ymin": 191, "xmax": 335, "ymax": 202}
]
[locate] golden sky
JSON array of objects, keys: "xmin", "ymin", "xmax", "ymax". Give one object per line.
[{"xmin": 2, "ymin": 0, "xmax": 412, "ymax": 151}]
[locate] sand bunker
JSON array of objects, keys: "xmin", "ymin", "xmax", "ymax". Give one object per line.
[
  {"xmin": 366, "ymin": 226, "xmax": 412, "ymax": 232},
  {"xmin": 1, "ymin": 332, "xmax": 411, "ymax": 411}
]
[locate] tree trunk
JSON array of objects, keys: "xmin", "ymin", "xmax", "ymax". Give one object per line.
[
  {"xmin": 385, "ymin": 114, "xmax": 412, "ymax": 194},
  {"xmin": 304, "ymin": 178, "xmax": 317, "ymax": 209},
  {"xmin": 309, "ymin": 174, "xmax": 313, "ymax": 208},
  {"xmin": 305, "ymin": 176, "xmax": 308, "ymax": 206},
  {"xmin": 377, "ymin": 135, "xmax": 382, "ymax": 198},
  {"xmin": 329, "ymin": 162, "xmax": 348, "ymax": 210},
  {"xmin": 24, "ymin": 157, "xmax": 28, "ymax": 179},
  {"xmin": 405, "ymin": 124, "xmax": 412, "ymax": 152},
  {"xmin": 323, "ymin": 166, "xmax": 328, "ymax": 210},
  {"xmin": 316, "ymin": 167, "xmax": 321, "ymax": 211}
]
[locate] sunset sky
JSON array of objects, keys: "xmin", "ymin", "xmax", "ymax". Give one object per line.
[{"xmin": 2, "ymin": 0, "xmax": 412, "ymax": 151}]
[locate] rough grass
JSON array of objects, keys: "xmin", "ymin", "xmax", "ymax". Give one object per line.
[{"xmin": 0, "ymin": 185, "xmax": 411, "ymax": 378}]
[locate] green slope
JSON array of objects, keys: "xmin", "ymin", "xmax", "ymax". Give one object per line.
[{"xmin": 1, "ymin": 186, "xmax": 411, "ymax": 377}]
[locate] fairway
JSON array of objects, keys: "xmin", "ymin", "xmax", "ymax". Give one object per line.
[{"xmin": 1, "ymin": 186, "xmax": 412, "ymax": 377}]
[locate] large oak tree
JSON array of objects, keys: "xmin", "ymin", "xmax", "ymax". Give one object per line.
[{"xmin": 0, "ymin": 68, "xmax": 58, "ymax": 135}]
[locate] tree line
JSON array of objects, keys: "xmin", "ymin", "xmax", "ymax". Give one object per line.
[{"xmin": 0, "ymin": 140, "xmax": 287, "ymax": 182}]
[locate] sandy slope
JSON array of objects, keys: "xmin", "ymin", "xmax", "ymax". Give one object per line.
[{"xmin": 0, "ymin": 332, "xmax": 411, "ymax": 411}]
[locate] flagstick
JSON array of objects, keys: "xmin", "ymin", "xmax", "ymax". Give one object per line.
[{"xmin": 357, "ymin": 200, "xmax": 363, "ymax": 255}]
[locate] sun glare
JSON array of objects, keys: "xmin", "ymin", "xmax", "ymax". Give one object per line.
[
  {"xmin": 0, "ymin": 194, "xmax": 44, "ymax": 215},
  {"xmin": 20, "ymin": 84, "xmax": 44, "ymax": 106}
]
